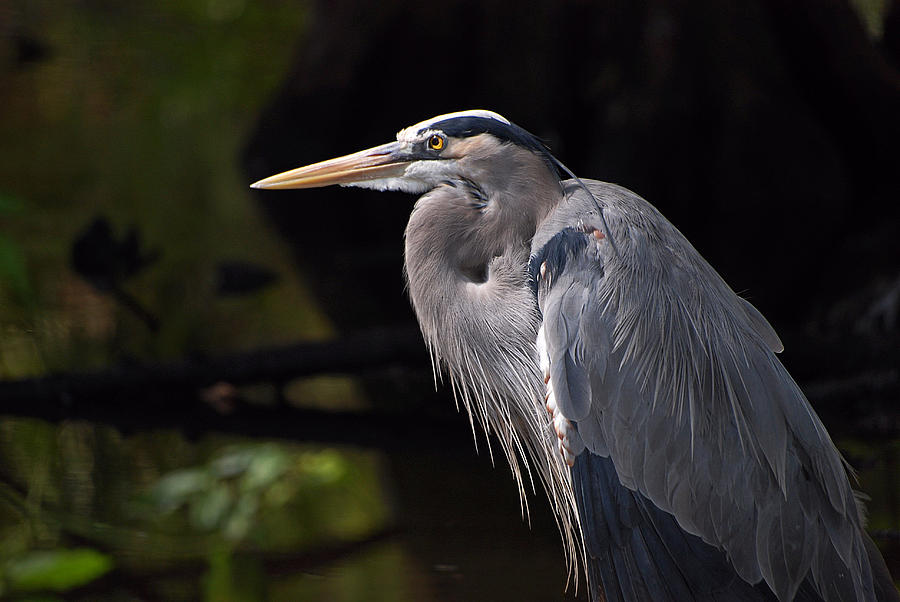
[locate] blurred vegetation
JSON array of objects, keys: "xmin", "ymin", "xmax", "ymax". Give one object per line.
[
  {"xmin": 0, "ymin": 193, "xmax": 33, "ymax": 310},
  {"xmin": 850, "ymin": 0, "xmax": 890, "ymax": 39},
  {"xmin": 0, "ymin": 420, "xmax": 409, "ymax": 600},
  {"xmin": 0, "ymin": 1, "xmax": 415, "ymax": 599},
  {"xmin": 145, "ymin": 444, "xmax": 388, "ymax": 546},
  {"xmin": 3, "ymin": 548, "xmax": 113, "ymax": 597},
  {"xmin": 0, "ymin": 0, "xmax": 336, "ymax": 379}
]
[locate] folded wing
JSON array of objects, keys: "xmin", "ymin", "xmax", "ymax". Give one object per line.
[{"xmin": 531, "ymin": 181, "xmax": 878, "ymax": 601}]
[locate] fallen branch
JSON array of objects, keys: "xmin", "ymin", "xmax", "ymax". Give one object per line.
[{"xmin": 0, "ymin": 326, "xmax": 425, "ymax": 405}]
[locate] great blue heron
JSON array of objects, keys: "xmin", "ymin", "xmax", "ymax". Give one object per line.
[{"xmin": 252, "ymin": 110, "xmax": 898, "ymax": 601}]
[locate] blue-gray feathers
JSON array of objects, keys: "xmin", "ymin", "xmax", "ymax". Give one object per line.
[{"xmin": 530, "ymin": 181, "xmax": 895, "ymax": 602}]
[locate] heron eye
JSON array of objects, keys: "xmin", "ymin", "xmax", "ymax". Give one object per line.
[{"xmin": 428, "ymin": 134, "xmax": 445, "ymax": 151}]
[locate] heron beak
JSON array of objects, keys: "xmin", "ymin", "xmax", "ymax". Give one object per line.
[{"xmin": 250, "ymin": 141, "xmax": 410, "ymax": 190}]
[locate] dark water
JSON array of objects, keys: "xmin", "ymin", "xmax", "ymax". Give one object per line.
[
  {"xmin": 0, "ymin": 419, "xmax": 581, "ymax": 600},
  {"xmin": 0, "ymin": 1, "xmax": 897, "ymax": 600}
]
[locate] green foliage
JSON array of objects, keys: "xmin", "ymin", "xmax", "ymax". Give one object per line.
[
  {"xmin": 0, "ymin": 1, "xmax": 434, "ymax": 599},
  {"xmin": 0, "ymin": 193, "xmax": 24, "ymax": 214},
  {"xmin": 141, "ymin": 443, "xmax": 391, "ymax": 600},
  {"xmin": 0, "ymin": 236, "xmax": 31, "ymax": 301},
  {"xmin": 0, "ymin": 0, "xmax": 331, "ymax": 377},
  {"xmin": 2, "ymin": 548, "xmax": 112, "ymax": 594},
  {"xmin": 0, "ymin": 420, "xmax": 401, "ymax": 600},
  {"xmin": 146, "ymin": 443, "xmax": 376, "ymax": 548},
  {"xmin": 849, "ymin": 0, "xmax": 888, "ymax": 39},
  {"xmin": 0, "ymin": 192, "xmax": 33, "ymax": 305},
  {"xmin": 149, "ymin": 444, "xmax": 290, "ymax": 542}
]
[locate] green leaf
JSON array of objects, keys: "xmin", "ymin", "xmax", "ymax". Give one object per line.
[
  {"xmin": 0, "ymin": 192, "xmax": 24, "ymax": 214},
  {"xmin": 223, "ymin": 493, "xmax": 258, "ymax": 542},
  {"xmin": 240, "ymin": 447, "xmax": 287, "ymax": 491},
  {"xmin": 0, "ymin": 234, "xmax": 33, "ymax": 303},
  {"xmin": 211, "ymin": 448, "xmax": 256, "ymax": 478},
  {"xmin": 4, "ymin": 548, "xmax": 113, "ymax": 593},
  {"xmin": 150, "ymin": 468, "xmax": 211, "ymax": 512},
  {"xmin": 301, "ymin": 450, "xmax": 346, "ymax": 485},
  {"xmin": 190, "ymin": 483, "xmax": 232, "ymax": 531}
]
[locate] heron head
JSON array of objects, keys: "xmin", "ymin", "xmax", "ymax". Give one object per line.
[
  {"xmin": 252, "ymin": 110, "xmax": 570, "ymax": 271},
  {"xmin": 250, "ymin": 109, "xmax": 562, "ymax": 196}
]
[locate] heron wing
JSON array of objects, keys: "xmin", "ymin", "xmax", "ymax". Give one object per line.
[
  {"xmin": 531, "ymin": 181, "xmax": 878, "ymax": 602},
  {"xmin": 570, "ymin": 451, "xmax": 831, "ymax": 602}
]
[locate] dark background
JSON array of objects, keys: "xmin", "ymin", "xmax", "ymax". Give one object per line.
[
  {"xmin": 246, "ymin": 0, "xmax": 900, "ymax": 334},
  {"xmin": 0, "ymin": 0, "xmax": 897, "ymax": 600},
  {"xmin": 245, "ymin": 0, "xmax": 900, "ymax": 433}
]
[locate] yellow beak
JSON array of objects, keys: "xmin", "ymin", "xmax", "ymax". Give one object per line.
[{"xmin": 250, "ymin": 141, "xmax": 409, "ymax": 190}]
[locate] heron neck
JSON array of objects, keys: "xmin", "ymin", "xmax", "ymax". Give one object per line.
[
  {"xmin": 401, "ymin": 186, "xmax": 577, "ymax": 568},
  {"xmin": 403, "ymin": 209, "xmax": 542, "ymax": 402}
]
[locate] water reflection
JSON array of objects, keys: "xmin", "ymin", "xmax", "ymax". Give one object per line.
[
  {"xmin": 0, "ymin": 418, "xmax": 893, "ymax": 599},
  {"xmin": 0, "ymin": 419, "xmax": 583, "ymax": 600}
]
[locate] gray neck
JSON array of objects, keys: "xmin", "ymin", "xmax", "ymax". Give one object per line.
[
  {"xmin": 402, "ymin": 183, "xmax": 582, "ymax": 576},
  {"xmin": 403, "ymin": 190, "xmax": 582, "ymax": 571},
  {"xmin": 403, "ymin": 197, "xmax": 543, "ymax": 398}
]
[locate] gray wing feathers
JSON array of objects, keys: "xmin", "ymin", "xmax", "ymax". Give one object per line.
[
  {"xmin": 534, "ymin": 181, "xmax": 878, "ymax": 601},
  {"xmin": 544, "ymin": 280, "xmax": 594, "ymax": 421},
  {"xmin": 739, "ymin": 297, "xmax": 784, "ymax": 353}
]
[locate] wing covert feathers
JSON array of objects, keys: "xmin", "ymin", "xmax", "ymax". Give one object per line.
[{"xmin": 531, "ymin": 181, "xmax": 896, "ymax": 601}]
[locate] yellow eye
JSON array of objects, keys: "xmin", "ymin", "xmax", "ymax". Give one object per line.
[{"xmin": 428, "ymin": 134, "xmax": 445, "ymax": 151}]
